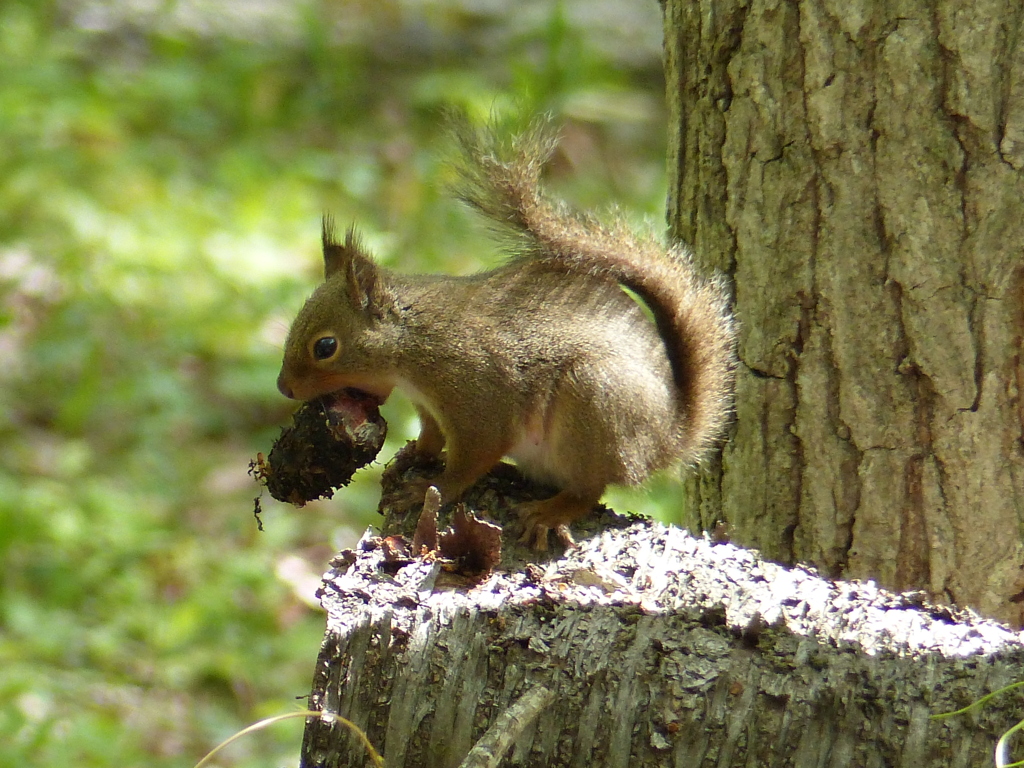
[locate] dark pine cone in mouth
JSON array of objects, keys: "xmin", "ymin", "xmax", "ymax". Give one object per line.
[{"xmin": 252, "ymin": 388, "xmax": 388, "ymax": 506}]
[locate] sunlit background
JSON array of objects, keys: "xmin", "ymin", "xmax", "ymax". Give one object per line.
[{"xmin": 0, "ymin": 0, "xmax": 670, "ymax": 764}]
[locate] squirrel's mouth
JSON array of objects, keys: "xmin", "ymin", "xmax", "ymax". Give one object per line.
[
  {"xmin": 313, "ymin": 388, "xmax": 387, "ymax": 429},
  {"xmin": 324, "ymin": 386, "xmax": 384, "ymax": 411}
]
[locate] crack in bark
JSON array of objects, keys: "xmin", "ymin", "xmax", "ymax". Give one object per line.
[
  {"xmin": 995, "ymin": 2, "xmax": 1024, "ymax": 166},
  {"xmin": 895, "ymin": 454, "xmax": 930, "ymax": 590},
  {"xmin": 965, "ymin": 293, "xmax": 985, "ymax": 413},
  {"xmin": 927, "ymin": 442, "xmax": 956, "ymax": 604},
  {"xmin": 886, "ymin": 279, "xmax": 913, "ymax": 380},
  {"xmin": 1012, "ymin": 264, "xmax": 1024, "ymax": 450}
]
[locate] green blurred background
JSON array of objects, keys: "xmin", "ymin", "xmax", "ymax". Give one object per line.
[{"xmin": 0, "ymin": 0, "xmax": 669, "ymax": 765}]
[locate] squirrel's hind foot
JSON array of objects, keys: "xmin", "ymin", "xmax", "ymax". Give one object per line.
[{"xmin": 517, "ymin": 490, "xmax": 600, "ymax": 550}]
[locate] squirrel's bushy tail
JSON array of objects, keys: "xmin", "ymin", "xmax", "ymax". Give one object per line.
[{"xmin": 451, "ymin": 115, "xmax": 738, "ymax": 465}]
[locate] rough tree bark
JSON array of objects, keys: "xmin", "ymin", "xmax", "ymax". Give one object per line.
[{"xmin": 665, "ymin": 0, "xmax": 1024, "ymax": 624}]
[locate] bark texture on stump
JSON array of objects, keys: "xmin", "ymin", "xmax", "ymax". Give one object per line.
[
  {"xmin": 664, "ymin": 0, "xmax": 1024, "ymax": 623},
  {"xmin": 301, "ymin": 520, "xmax": 1024, "ymax": 768}
]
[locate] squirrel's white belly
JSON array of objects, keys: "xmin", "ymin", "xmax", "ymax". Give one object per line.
[{"xmin": 507, "ymin": 398, "xmax": 564, "ymax": 486}]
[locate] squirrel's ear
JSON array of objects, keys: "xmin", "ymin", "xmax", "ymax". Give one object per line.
[
  {"xmin": 322, "ymin": 215, "xmax": 363, "ymax": 279},
  {"xmin": 322, "ymin": 216, "xmax": 387, "ymax": 316}
]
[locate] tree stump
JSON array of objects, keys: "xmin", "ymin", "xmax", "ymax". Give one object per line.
[{"xmin": 299, "ymin": 459, "xmax": 1024, "ymax": 768}]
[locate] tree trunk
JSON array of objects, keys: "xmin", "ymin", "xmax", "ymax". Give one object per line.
[
  {"xmin": 665, "ymin": 0, "xmax": 1024, "ymax": 624},
  {"xmin": 301, "ymin": 515, "xmax": 1024, "ymax": 768}
]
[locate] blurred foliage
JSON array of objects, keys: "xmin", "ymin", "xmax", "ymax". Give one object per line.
[{"xmin": 0, "ymin": 0, "xmax": 668, "ymax": 765}]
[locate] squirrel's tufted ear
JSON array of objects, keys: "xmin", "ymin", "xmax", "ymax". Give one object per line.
[
  {"xmin": 321, "ymin": 216, "xmax": 387, "ymax": 316},
  {"xmin": 322, "ymin": 215, "xmax": 371, "ymax": 279}
]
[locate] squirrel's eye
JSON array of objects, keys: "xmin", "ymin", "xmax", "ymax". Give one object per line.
[{"xmin": 313, "ymin": 337, "xmax": 338, "ymax": 360}]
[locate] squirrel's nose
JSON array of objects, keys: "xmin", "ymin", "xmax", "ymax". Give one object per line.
[{"xmin": 277, "ymin": 374, "xmax": 295, "ymax": 399}]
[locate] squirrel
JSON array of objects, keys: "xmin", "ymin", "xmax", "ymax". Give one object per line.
[{"xmin": 277, "ymin": 117, "xmax": 737, "ymax": 548}]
